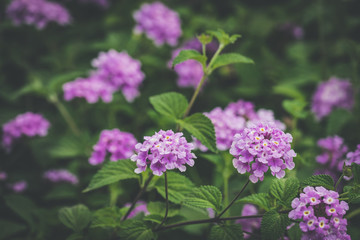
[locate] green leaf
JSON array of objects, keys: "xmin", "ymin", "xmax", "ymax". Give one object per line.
[
  {"xmin": 49, "ymin": 136, "xmax": 85, "ymax": 158},
  {"xmin": 172, "ymin": 50, "xmax": 206, "ymax": 68},
  {"xmin": 118, "ymin": 220, "xmax": 157, "ymax": 240},
  {"xmin": 261, "ymin": 210, "xmax": 289, "ymax": 240},
  {"xmin": 343, "ymin": 186, "xmax": 360, "ymax": 203},
  {"xmin": 58, "ymin": 204, "xmax": 92, "ymax": 232},
  {"xmin": 184, "ymin": 185, "xmax": 223, "ymax": 213},
  {"xmin": 273, "ymin": 84, "xmax": 305, "ymax": 101},
  {"xmin": 302, "ymin": 174, "xmax": 335, "ymax": 190},
  {"xmin": 287, "ymin": 223, "xmax": 302, "ymax": 240},
  {"xmin": 209, "ymin": 224, "xmax": 244, "ymax": 240},
  {"xmin": 282, "ymin": 99, "xmax": 308, "ymax": 119},
  {"xmin": 149, "ymin": 92, "xmax": 188, "ymax": 119},
  {"xmin": 326, "ymin": 109, "xmax": 352, "ymax": 135},
  {"xmin": 177, "ymin": 113, "xmax": 217, "ymax": 153},
  {"xmin": 199, "ymin": 154, "xmax": 222, "ymax": 165},
  {"xmin": 4, "ymin": 195, "xmax": 37, "ymax": 226},
  {"xmin": 270, "ymin": 178, "xmax": 300, "ymax": 207},
  {"xmin": 143, "ymin": 214, "xmax": 185, "ymax": 225},
  {"xmin": 147, "ymin": 202, "xmax": 179, "ymax": 217},
  {"xmin": 0, "ymin": 219, "xmax": 27, "ymax": 240},
  {"xmin": 236, "ymin": 193, "xmax": 271, "ymax": 211},
  {"xmin": 154, "ymin": 172, "xmax": 195, "ymax": 204},
  {"xmin": 207, "ymin": 29, "xmax": 241, "ymax": 46},
  {"xmin": 83, "ymin": 160, "xmax": 139, "ymax": 192},
  {"xmin": 352, "ymin": 163, "xmax": 360, "ymax": 184},
  {"xmin": 211, "ymin": 53, "xmax": 254, "ymax": 70},
  {"xmin": 47, "ymin": 71, "xmax": 85, "ymax": 93},
  {"xmin": 90, "ymin": 207, "xmax": 122, "ymax": 229}
]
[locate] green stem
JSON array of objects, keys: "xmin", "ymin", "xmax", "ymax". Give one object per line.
[
  {"xmin": 182, "ymin": 74, "xmax": 207, "ymax": 119},
  {"xmin": 49, "ymin": 94, "xmax": 80, "ymax": 136},
  {"xmin": 346, "ymin": 208, "xmax": 360, "ymax": 220},
  {"xmin": 154, "ymin": 213, "xmax": 263, "ymax": 232},
  {"xmin": 207, "ymin": 44, "xmax": 225, "ymax": 73},
  {"xmin": 217, "ymin": 179, "xmax": 250, "ymax": 219},
  {"xmin": 181, "ymin": 43, "xmax": 225, "ymax": 120},
  {"xmin": 335, "ymin": 173, "xmax": 344, "ymax": 191},
  {"xmin": 157, "ymin": 172, "xmax": 169, "ymax": 229},
  {"xmin": 122, "ymin": 174, "xmax": 154, "ymax": 221}
]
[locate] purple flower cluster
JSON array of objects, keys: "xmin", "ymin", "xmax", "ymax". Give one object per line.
[
  {"xmin": 133, "ymin": 2, "xmax": 182, "ymax": 46},
  {"xmin": 0, "ymin": 171, "xmax": 7, "ymax": 181},
  {"xmin": 89, "ymin": 129, "xmax": 137, "ymax": 165},
  {"xmin": 225, "ymin": 100, "xmax": 258, "ymax": 121},
  {"xmin": 316, "ymin": 136, "xmax": 348, "ymax": 172},
  {"xmin": 289, "ymin": 186, "xmax": 350, "ymax": 240},
  {"xmin": 124, "ymin": 201, "xmax": 149, "ymax": 219},
  {"xmin": 2, "ymin": 112, "xmax": 50, "ymax": 151},
  {"xmin": 204, "ymin": 107, "xmax": 246, "ymax": 151},
  {"xmin": 6, "ymin": 0, "xmax": 71, "ymax": 29},
  {"xmin": 236, "ymin": 204, "xmax": 261, "ymax": 239},
  {"xmin": 345, "ymin": 144, "xmax": 360, "ymax": 166},
  {"xmin": 278, "ymin": 23, "xmax": 304, "ymax": 40},
  {"xmin": 194, "ymin": 100, "xmax": 286, "ymax": 152},
  {"xmin": 63, "ymin": 76, "xmax": 116, "ymax": 103},
  {"xmin": 230, "ymin": 122, "xmax": 296, "ymax": 183},
  {"xmin": 169, "ymin": 48, "xmax": 204, "ymax": 89},
  {"xmin": 131, "ymin": 130, "xmax": 196, "ymax": 176},
  {"xmin": 63, "ymin": 50, "xmax": 145, "ymax": 103},
  {"xmin": 43, "ymin": 169, "xmax": 79, "ymax": 185},
  {"xmin": 91, "ymin": 50, "xmax": 145, "ymax": 102},
  {"xmin": 10, "ymin": 180, "xmax": 27, "ymax": 193},
  {"xmin": 312, "ymin": 77, "xmax": 354, "ymax": 120},
  {"xmin": 226, "ymin": 100, "xmax": 286, "ymax": 130}
]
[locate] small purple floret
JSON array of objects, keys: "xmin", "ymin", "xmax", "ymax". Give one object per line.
[
  {"xmin": 43, "ymin": 169, "xmax": 79, "ymax": 185},
  {"xmin": 124, "ymin": 201, "xmax": 149, "ymax": 219},
  {"xmin": 10, "ymin": 180, "xmax": 28, "ymax": 193}
]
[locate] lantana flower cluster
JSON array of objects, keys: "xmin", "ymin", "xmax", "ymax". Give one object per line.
[
  {"xmin": 133, "ymin": 2, "xmax": 182, "ymax": 46},
  {"xmin": 124, "ymin": 201, "xmax": 149, "ymax": 219},
  {"xmin": 169, "ymin": 38, "xmax": 218, "ymax": 89},
  {"xmin": 230, "ymin": 122, "xmax": 296, "ymax": 183},
  {"xmin": 43, "ymin": 169, "xmax": 79, "ymax": 185},
  {"xmin": 345, "ymin": 144, "xmax": 360, "ymax": 166},
  {"xmin": 89, "ymin": 129, "xmax": 137, "ymax": 165},
  {"xmin": 312, "ymin": 77, "xmax": 354, "ymax": 120},
  {"xmin": 194, "ymin": 99, "xmax": 286, "ymax": 152},
  {"xmin": 63, "ymin": 76, "xmax": 116, "ymax": 103},
  {"xmin": 63, "ymin": 50, "xmax": 145, "ymax": 103},
  {"xmin": 6, "ymin": 0, "xmax": 71, "ymax": 29},
  {"xmin": 169, "ymin": 47, "xmax": 204, "ymax": 89},
  {"xmin": 2, "ymin": 112, "xmax": 50, "ymax": 151},
  {"xmin": 131, "ymin": 130, "xmax": 196, "ymax": 176},
  {"xmin": 316, "ymin": 136, "xmax": 348, "ymax": 172},
  {"xmin": 289, "ymin": 186, "xmax": 350, "ymax": 240},
  {"xmin": 9, "ymin": 180, "xmax": 28, "ymax": 193},
  {"xmin": 236, "ymin": 204, "xmax": 261, "ymax": 239}
]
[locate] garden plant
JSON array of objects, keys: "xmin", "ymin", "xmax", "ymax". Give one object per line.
[{"xmin": 0, "ymin": 0, "xmax": 359, "ymax": 240}]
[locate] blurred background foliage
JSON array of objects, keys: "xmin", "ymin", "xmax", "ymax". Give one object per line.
[{"xmin": 0, "ymin": 0, "xmax": 359, "ymax": 239}]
